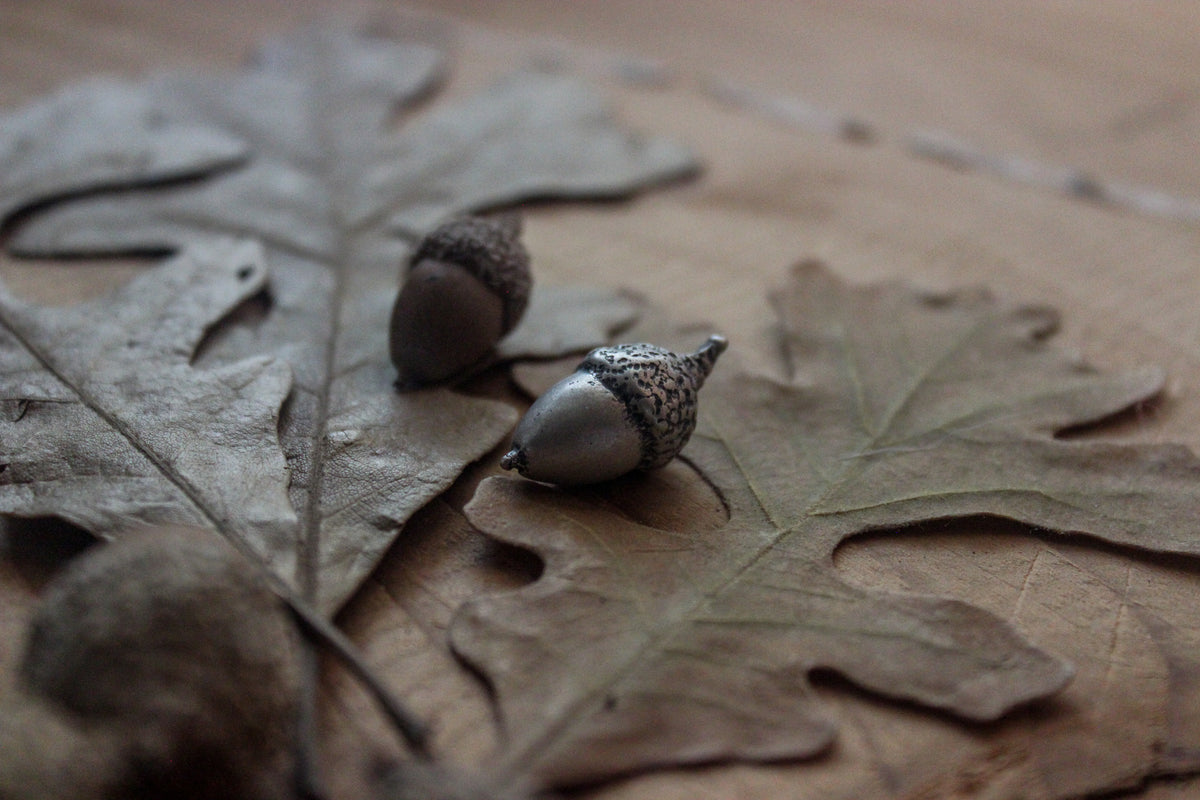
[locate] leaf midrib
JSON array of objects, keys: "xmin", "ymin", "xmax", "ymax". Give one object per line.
[{"xmin": 293, "ymin": 33, "xmax": 360, "ymax": 603}]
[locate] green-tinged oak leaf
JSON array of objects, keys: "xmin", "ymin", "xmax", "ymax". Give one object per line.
[
  {"xmin": 0, "ymin": 22, "xmax": 691, "ymax": 612},
  {"xmin": 453, "ymin": 260, "xmax": 1200, "ymax": 789}
]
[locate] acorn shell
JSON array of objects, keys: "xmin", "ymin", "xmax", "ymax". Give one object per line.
[
  {"xmin": 390, "ymin": 215, "xmax": 531, "ymax": 389},
  {"xmin": 501, "ymin": 335, "xmax": 727, "ymax": 484},
  {"xmin": 18, "ymin": 529, "xmax": 301, "ymax": 799}
]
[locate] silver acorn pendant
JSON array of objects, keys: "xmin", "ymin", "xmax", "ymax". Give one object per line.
[
  {"xmin": 390, "ymin": 215, "xmax": 531, "ymax": 389},
  {"xmin": 501, "ymin": 335, "xmax": 728, "ymax": 485}
]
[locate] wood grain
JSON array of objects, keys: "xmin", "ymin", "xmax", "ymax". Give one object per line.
[{"xmin": 3, "ymin": 2, "xmax": 1200, "ymax": 798}]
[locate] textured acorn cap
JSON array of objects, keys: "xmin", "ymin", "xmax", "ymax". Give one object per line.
[
  {"xmin": 407, "ymin": 214, "xmax": 531, "ymax": 334},
  {"xmin": 580, "ymin": 334, "xmax": 727, "ymax": 469}
]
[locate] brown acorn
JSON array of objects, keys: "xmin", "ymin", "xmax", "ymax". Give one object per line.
[
  {"xmin": 4, "ymin": 528, "xmax": 302, "ymax": 800},
  {"xmin": 501, "ymin": 335, "xmax": 727, "ymax": 485},
  {"xmin": 390, "ymin": 215, "xmax": 532, "ymax": 389}
]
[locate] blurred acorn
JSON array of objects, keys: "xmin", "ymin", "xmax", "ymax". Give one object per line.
[
  {"xmin": 501, "ymin": 335, "xmax": 727, "ymax": 485},
  {"xmin": 390, "ymin": 215, "xmax": 532, "ymax": 389},
  {"xmin": 3, "ymin": 528, "xmax": 302, "ymax": 800}
]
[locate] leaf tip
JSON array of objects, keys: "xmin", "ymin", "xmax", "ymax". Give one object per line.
[{"xmin": 957, "ymin": 648, "xmax": 1075, "ymax": 722}]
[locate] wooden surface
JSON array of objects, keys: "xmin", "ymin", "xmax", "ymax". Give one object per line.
[{"xmin": 3, "ymin": 2, "xmax": 1200, "ymax": 798}]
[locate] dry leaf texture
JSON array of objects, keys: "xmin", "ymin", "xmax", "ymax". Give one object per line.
[
  {"xmin": 454, "ymin": 260, "xmax": 1200, "ymax": 789},
  {"xmin": 0, "ymin": 241, "xmax": 298, "ymax": 576},
  {"xmin": 0, "ymin": 22, "xmax": 694, "ymax": 612},
  {"xmin": 0, "ymin": 79, "xmax": 247, "ymax": 221}
]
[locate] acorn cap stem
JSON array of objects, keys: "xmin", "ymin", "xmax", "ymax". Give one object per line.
[{"xmin": 685, "ymin": 335, "xmax": 728, "ymax": 390}]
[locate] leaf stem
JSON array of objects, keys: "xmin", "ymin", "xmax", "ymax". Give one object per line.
[
  {"xmin": 294, "ymin": 647, "xmax": 329, "ymax": 800},
  {"xmin": 286, "ymin": 596, "xmax": 432, "ymax": 758}
]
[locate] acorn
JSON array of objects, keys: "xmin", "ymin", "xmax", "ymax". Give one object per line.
[
  {"xmin": 6, "ymin": 528, "xmax": 302, "ymax": 800},
  {"xmin": 390, "ymin": 214, "xmax": 532, "ymax": 389},
  {"xmin": 501, "ymin": 335, "xmax": 728, "ymax": 485}
]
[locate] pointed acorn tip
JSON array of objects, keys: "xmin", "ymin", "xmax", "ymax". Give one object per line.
[
  {"xmin": 702, "ymin": 334, "xmax": 728, "ymax": 356},
  {"xmin": 688, "ymin": 334, "xmax": 728, "ymax": 388},
  {"xmin": 500, "ymin": 447, "xmax": 525, "ymax": 472}
]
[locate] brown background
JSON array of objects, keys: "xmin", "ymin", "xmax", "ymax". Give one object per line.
[{"xmin": 3, "ymin": 2, "xmax": 1200, "ymax": 798}]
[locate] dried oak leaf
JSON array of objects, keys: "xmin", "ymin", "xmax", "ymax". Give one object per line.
[
  {"xmin": 0, "ymin": 240, "xmax": 299, "ymax": 577},
  {"xmin": 0, "ymin": 23, "xmax": 693, "ymax": 612},
  {"xmin": 0, "ymin": 79, "xmax": 247, "ymax": 221},
  {"xmin": 454, "ymin": 260, "xmax": 1200, "ymax": 789}
]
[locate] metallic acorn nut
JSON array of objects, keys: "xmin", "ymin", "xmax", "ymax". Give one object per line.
[
  {"xmin": 501, "ymin": 335, "xmax": 728, "ymax": 485},
  {"xmin": 389, "ymin": 214, "xmax": 531, "ymax": 389}
]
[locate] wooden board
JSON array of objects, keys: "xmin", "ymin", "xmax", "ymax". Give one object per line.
[{"xmin": 3, "ymin": 2, "xmax": 1200, "ymax": 798}]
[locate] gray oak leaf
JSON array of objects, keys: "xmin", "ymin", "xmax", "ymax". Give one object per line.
[
  {"xmin": 0, "ymin": 23, "xmax": 694, "ymax": 612},
  {"xmin": 0, "ymin": 239, "xmax": 298, "ymax": 578},
  {"xmin": 498, "ymin": 286, "xmax": 641, "ymax": 361},
  {"xmin": 453, "ymin": 261, "xmax": 1200, "ymax": 790},
  {"xmin": 0, "ymin": 79, "xmax": 247, "ymax": 222}
]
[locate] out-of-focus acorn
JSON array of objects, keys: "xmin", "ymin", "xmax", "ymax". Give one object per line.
[
  {"xmin": 390, "ymin": 215, "xmax": 532, "ymax": 389},
  {"xmin": 370, "ymin": 760, "xmax": 532, "ymax": 800},
  {"xmin": 501, "ymin": 335, "xmax": 728, "ymax": 485},
  {"xmin": 3, "ymin": 528, "xmax": 302, "ymax": 800}
]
